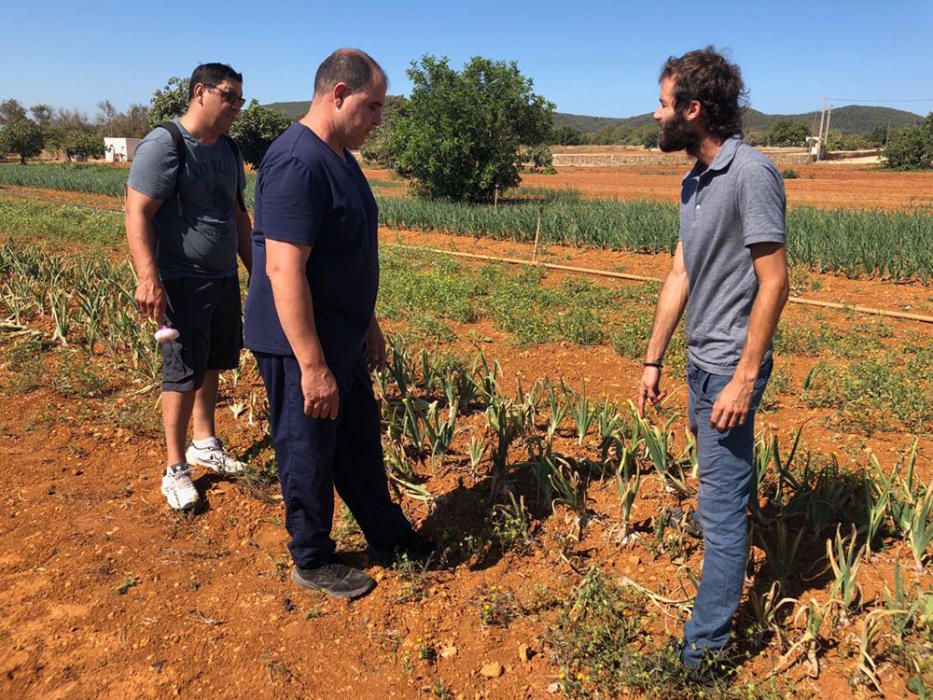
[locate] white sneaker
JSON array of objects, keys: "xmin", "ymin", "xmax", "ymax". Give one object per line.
[
  {"xmin": 185, "ymin": 440, "xmax": 245, "ymax": 475},
  {"xmin": 161, "ymin": 463, "xmax": 199, "ymax": 510}
]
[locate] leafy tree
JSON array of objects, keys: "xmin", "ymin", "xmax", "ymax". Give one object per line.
[
  {"xmin": 0, "ymin": 99, "xmax": 28, "ymax": 126},
  {"xmin": 97, "ymin": 100, "xmax": 117, "ymax": 135},
  {"xmin": 825, "ymin": 129, "xmax": 872, "ymax": 151},
  {"xmin": 883, "ymin": 124, "xmax": 932, "ymax": 170},
  {"xmin": 0, "ymin": 119, "xmax": 44, "ymax": 163},
  {"xmin": 29, "ymin": 104, "xmax": 54, "ymax": 129},
  {"xmin": 389, "ymin": 55, "xmax": 554, "ymax": 202},
  {"xmin": 148, "ymin": 77, "xmax": 189, "ymax": 128},
  {"xmin": 550, "ymin": 125, "xmax": 584, "ymax": 145},
  {"xmin": 229, "ymin": 100, "xmax": 292, "ymax": 168},
  {"xmin": 634, "ymin": 125, "xmax": 658, "ymax": 149},
  {"xmin": 359, "ymin": 95, "xmax": 407, "ymax": 168},
  {"xmin": 744, "ymin": 130, "xmax": 767, "ymax": 147},
  {"xmin": 767, "ymin": 119, "xmax": 809, "ymax": 147},
  {"xmin": 111, "ymin": 104, "xmax": 151, "ymax": 139},
  {"xmin": 64, "ymin": 132, "xmax": 105, "ymax": 161},
  {"xmin": 590, "ymin": 123, "xmax": 631, "ymax": 145},
  {"xmin": 0, "ymin": 100, "xmax": 26, "ymax": 126},
  {"xmin": 867, "ymin": 126, "xmax": 888, "ymax": 148}
]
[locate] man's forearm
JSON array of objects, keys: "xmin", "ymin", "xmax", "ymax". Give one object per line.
[
  {"xmin": 125, "ymin": 210, "xmax": 160, "ymax": 281},
  {"xmin": 644, "ymin": 269, "xmax": 689, "ymax": 363},
  {"xmin": 734, "ymin": 277, "xmax": 788, "ymax": 383},
  {"xmin": 268, "ymin": 268, "xmax": 327, "ymax": 370},
  {"xmin": 236, "ymin": 209, "xmax": 253, "ymax": 275}
]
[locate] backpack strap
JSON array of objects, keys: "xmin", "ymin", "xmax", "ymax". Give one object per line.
[
  {"xmin": 155, "ymin": 122, "xmax": 247, "ymax": 215},
  {"xmin": 223, "ymin": 134, "xmax": 248, "ymax": 213},
  {"xmin": 155, "ymin": 121, "xmax": 186, "ymax": 216}
]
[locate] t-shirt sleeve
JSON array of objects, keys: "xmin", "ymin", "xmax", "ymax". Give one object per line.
[
  {"xmin": 126, "ymin": 128, "xmax": 177, "ymax": 201},
  {"xmin": 736, "ymin": 159, "xmax": 786, "ymax": 247},
  {"xmin": 257, "ymin": 157, "xmax": 323, "ymax": 246}
]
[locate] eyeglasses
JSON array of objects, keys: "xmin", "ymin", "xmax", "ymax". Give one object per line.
[{"xmin": 202, "ymin": 83, "xmax": 246, "ymax": 107}]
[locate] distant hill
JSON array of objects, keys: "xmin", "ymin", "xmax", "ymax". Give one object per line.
[
  {"xmin": 264, "ymin": 100, "xmax": 923, "ymax": 135},
  {"xmin": 264, "ymin": 101, "xmax": 308, "ymax": 120},
  {"xmin": 555, "ymin": 105, "xmax": 923, "ymax": 135}
]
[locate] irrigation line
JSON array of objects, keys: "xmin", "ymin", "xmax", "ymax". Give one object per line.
[{"xmin": 388, "ymin": 244, "xmax": 933, "ymax": 325}]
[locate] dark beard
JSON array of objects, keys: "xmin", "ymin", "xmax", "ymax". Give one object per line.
[{"xmin": 658, "ymin": 111, "xmax": 700, "ymax": 155}]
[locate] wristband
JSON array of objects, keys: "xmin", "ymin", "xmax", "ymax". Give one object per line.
[{"xmin": 643, "ymin": 361, "xmax": 663, "ymax": 369}]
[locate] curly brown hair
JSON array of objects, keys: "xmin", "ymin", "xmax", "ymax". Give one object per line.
[{"xmin": 659, "ymin": 47, "xmax": 748, "ymax": 140}]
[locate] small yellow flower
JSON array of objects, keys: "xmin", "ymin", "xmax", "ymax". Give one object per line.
[
  {"xmin": 576, "ymin": 672, "xmax": 583, "ymax": 681},
  {"xmin": 558, "ymin": 672, "xmax": 565, "ymax": 680}
]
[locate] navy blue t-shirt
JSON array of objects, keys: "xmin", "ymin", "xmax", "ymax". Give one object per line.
[{"xmin": 244, "ymin": 123, "xmax": 379, "ymax": 361}]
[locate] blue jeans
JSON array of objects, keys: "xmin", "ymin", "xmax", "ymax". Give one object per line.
[{"xmin": 681, "ymin": 359, "xmax": 771, "ymax": 668}]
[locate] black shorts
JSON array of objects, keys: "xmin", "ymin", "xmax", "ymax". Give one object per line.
[{"xmin": 161, "ymin": 276, "xmax": 243, "ymax": 392}]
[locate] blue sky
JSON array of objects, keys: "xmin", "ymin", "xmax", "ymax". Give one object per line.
[{"xmin": 3, "ymin": 0, "xmax": 932, "ymax": 120}]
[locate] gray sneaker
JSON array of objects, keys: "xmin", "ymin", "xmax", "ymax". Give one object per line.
[{"xmin": 292, "ymin": 561, "xmax": 375, "ymax": 599}]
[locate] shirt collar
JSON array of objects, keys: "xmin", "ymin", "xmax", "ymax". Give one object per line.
[{"xmin": 682, "ymin": 134, "xmax": 743, "ymax": 181}]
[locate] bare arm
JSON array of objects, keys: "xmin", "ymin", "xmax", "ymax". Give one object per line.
[
  {"xmin": 125, "ymin": 187, "xmax": 166, "ymax": 323},
  {"xmin": 235, "ymin": 201, "xmax": 253, "ymax": 276},
  {"xmin": 709, "ymin": 242, "xmax": 789, "ymax": 431},
  {"xmin": 265, "ymin": 238, "xmax": 339, "ymax": 419},
  {"xmin": 638, "ymin": 242, "xmax": 690, "ymax": 416}
]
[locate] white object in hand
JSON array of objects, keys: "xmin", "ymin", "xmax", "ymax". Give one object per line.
[{"xmin": 154, "ymin": 325, "xmax": 180, "ymax": 343}]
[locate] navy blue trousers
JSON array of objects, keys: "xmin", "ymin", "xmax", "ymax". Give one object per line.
[{"xmin": 254, "ymin": 353, "xmax": 413, "ymax": 568}]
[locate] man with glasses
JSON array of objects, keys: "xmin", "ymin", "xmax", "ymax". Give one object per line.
[{"xmin": 126, "ymin": 62, "xmax": 252, "ymax": 511}]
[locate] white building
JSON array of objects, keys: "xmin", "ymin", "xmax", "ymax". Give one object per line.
[{"xmin": 104, "ymin": 137, "xmax": 142, "ymax": 163}]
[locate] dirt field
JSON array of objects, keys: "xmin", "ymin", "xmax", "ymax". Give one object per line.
[{"xmin": 1, "ymin": 164, "xmax": 931, "ymax": 698}]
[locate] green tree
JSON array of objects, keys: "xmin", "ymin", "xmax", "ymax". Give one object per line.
[
  {"xmin": 550, "ymin": 125, "xmax": 584, "ymax": 145},
  {"xmin": 633, "ymin": 125, "xmax": 658, "ymax": 149},
  {"xmin": 64, "ymin": 131, "xmax": 105, "ymax": 161},
  {"xmin": 111, "ymin": 104, "xmax": 152, "ymax": 139},
  {"xmin": 229, "ymin": 100, "xmax": 292, "ymax": 168},
  {"xmin": 389, "ymin": 55, "xmax": 554, "ymax": 202},
  {"xmin": 0, "ymin": 119, "xmax": 44, "ymax": 163},
  {"xmin": 0, "ymin": 99, "xmax": 28, "ymax": 126},
  {"xmin": 29, "ymin": 104, "xmax": 54, "ymax": 129},
  {"xmin": 767, "ymin": 119, "xmax": 809, "ymax": 147},
  {"xmin": 883, "ymin": 124, "xmax": 932, "ymax": 170},
  {"xmin": 148, "ymin": 77, "xmax": 189, "ymax": 128},
  {"xmin": 360, "ymin": 95, "xmax": 407, "ymax": 168}
]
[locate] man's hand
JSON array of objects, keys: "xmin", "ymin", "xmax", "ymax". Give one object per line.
[
  {"xmin": 301, "ymin": 364, "xmax": 339, "ymax": 419},
  {"xmin": 134, "ymin": 275, "xmax": 166, "ymax": 323},
  {"xmin": 363, "ymin": 317, "xmax": 387, "ymax": 371},
  {"xmin": 637, "ymin": 366, "xmax": 665, "ymax": 417},
  {"xmin": 709, "ymin": 377, "xmax": 754, "ymax": 432}
]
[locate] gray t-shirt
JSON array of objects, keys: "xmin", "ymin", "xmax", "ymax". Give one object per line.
[
  {"xmin": 679, "ymin": 136, "xmax": 786, "ymax": 374},
  {"xmin": 128, "ymin": 119, "xmax": 246, "ymax": 280}
]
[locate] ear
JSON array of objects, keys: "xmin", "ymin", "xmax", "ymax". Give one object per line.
[
  {"xmin": 333, "ymin": 82, "xmax": 349, "ymax": 107},
  {"xmin": 682, "ymin": 99, "xmax": 702, "ymax": 124}
]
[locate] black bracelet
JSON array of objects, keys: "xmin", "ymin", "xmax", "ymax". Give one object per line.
[{"xmin": 643, "ymin": 361, "xmax": 663, "ymax": 369}]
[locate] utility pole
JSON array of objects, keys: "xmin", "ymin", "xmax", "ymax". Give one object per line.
[
  {"xmin": 825, "ymin": 104, "xmax": 833, "ymax": 154},
  {"xmin": 816, "ymin": 95, "xmax": 827, "ymax": 161}
]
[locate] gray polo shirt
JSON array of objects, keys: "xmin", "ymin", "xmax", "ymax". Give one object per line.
[
  {"xmin": 679, "ymin": 135, "xmax": 786, "ymax": 374},
  {"xmin": 128, "ymin": 119, "xmax": 246, "ymax": 280}
]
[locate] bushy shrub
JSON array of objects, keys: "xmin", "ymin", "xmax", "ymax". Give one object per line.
[{"xmin": 884, "ymin": 123, "xmax": 932, "ymax": 170}]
